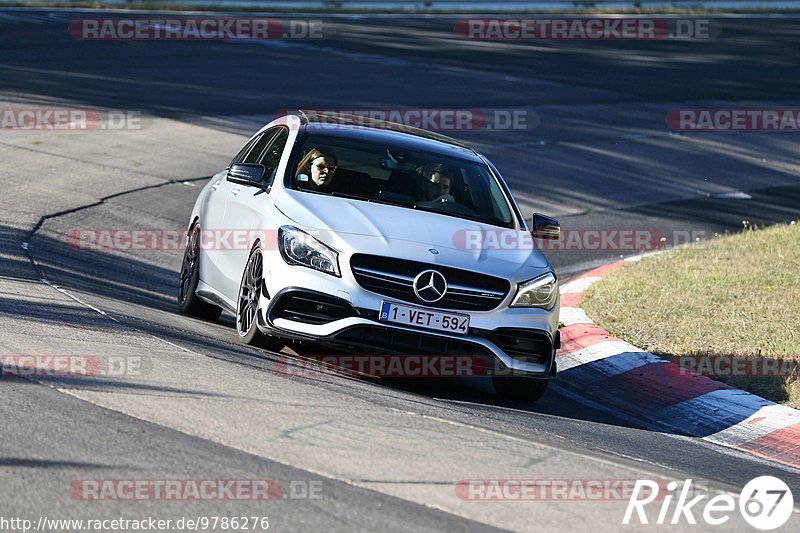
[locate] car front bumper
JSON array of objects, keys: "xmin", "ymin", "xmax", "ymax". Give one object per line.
[{"xmin": 258, "ymin": 251, "xmax": 559, "ymax": 378}]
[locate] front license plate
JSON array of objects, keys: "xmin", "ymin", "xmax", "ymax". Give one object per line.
[{"xmin": 379, "ymin": 301, "xmax": 470, "ymax": 335}]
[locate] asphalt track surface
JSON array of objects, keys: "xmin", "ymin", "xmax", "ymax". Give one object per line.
[{"xmin": 1, "ymin": 9, "xmax": 799, "ymax": 532}]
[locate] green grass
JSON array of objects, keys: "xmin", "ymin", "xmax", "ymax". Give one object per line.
[{"xmin": 582, "ymin": 221, "xmax": 800, "ymax": 407}]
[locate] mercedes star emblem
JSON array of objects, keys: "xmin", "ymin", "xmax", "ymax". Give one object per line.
[{"xmin": 413, "ymin": 269, "xmax": 448, "ymax": 303}]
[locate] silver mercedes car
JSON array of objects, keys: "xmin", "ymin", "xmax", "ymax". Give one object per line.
[{"xmin": 179, "ymin": 111, "xmax": 561, "ymax": 401}]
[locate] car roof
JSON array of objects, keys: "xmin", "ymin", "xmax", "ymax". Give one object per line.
[{"xmin": 285, "ymin": 109, "xmax": 484, "ymax": 161}]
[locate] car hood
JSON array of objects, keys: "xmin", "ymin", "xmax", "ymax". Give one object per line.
[{"xmin": 275, "ymin": 190, "xmax": 550, "ymax": 277}]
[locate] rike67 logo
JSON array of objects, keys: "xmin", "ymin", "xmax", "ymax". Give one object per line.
[{"xmin": 624, "ymin": 477, "xmax": 793, "ymax": 530}]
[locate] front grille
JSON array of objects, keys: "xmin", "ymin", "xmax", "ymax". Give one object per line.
[
  {"xmin": 334, "ymin": 326, "xmax": 494, "ymax": 359},
  {"xmin": 350, "ymin": 254, "xmax": 510, "ymax": 311},
  {"xmin": 486, "ymin": 328, "xmax": 552, "ymax": 365},
  {"xmin": 271, "ymin": 291, "xmax": 357, "ymax": 325}
]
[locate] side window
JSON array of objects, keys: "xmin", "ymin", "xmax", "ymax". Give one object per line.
[
  {"xmin": 230, "ymin": 134, "xmax": 262, "ymax": 167},
  {"xmin": 257, "ymin": 128, "xmax": 290, "ymax": 186},
  {"xmin": 243, "ymin": 130, "xmax": 278, "ymax": 164}
]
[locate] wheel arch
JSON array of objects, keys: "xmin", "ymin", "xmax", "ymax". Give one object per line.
[{"xmin": 246, "ymin": 239, "xmax": 270, "ymax": 300}]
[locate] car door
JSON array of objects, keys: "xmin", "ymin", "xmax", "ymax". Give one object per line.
[
  {"xmin": 217, "ymin": 126, "xmax": 290, "ymax": 300},
  {"xmin": 202, "ymin": 132, "xmax": 267, "ymax": 294}
]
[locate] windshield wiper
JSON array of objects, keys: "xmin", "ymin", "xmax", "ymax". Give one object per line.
[
  {"xmin": 413, "ymin": 204, "xmax": 512, "ymax": 228},
  {"xmin": 411, "ymin": 203, "xmax": 482, "ymax": 222},
  {"xmin": 327, "ymin": 191, "xmax": 402, "ymax": 207},
  {"xmin": 328, "ymin": 191, "xmax": 372, "ymax": 201}
]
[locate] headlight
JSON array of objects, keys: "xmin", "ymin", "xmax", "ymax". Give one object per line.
[
  {"xmin": 510, "ymin": 272, "xmax": 558, "ymax": 309},
  {"xmin": 278, "ymin": 226, "xmax": 340, "ymax": 277}
]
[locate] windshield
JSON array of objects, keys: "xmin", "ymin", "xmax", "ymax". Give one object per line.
[{"xmin": 289, "ymin": 133, "xmax": 516, "ymax": 229}]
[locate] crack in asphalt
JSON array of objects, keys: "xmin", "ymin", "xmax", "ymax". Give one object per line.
[{"xmin": 21, "ymin": 175, "xmax": 211, "ymax": 277}]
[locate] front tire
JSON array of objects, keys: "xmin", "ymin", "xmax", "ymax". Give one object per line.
[
  {"xmin": 236, "ymin": 245, "xmax": 285, "ymax": 351},
  {"xmin": 178, "ymin": 222, "xmax": 223, "ymax": 321},
  {"xmin": 492, "ymin": 376, "xmax": 549, "ymax": 402}
]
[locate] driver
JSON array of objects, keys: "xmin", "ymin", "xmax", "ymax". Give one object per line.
[{"xmin": 420, "ymin": 163, "xmax": 456, "ymax": 204}]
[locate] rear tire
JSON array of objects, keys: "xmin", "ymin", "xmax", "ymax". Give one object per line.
[
  {"xmin": 492, "ymin": 376, "xmax": 549, "ymax": 402},
  {"xmin": 178, "ymin": 222, "xmax": 223, "ymax": 321},
  {"xmin": 236, "ymin": 244, "xmax": 285, "ymax": 352}
]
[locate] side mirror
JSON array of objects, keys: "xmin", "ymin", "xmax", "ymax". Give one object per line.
[
  {"xmin": 531, "ymin": 212, "xmax": 560, "ymax": 239},
  {"xmin": 227, "ymin": 163, "xmax": 266, "ymax": 187}
]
